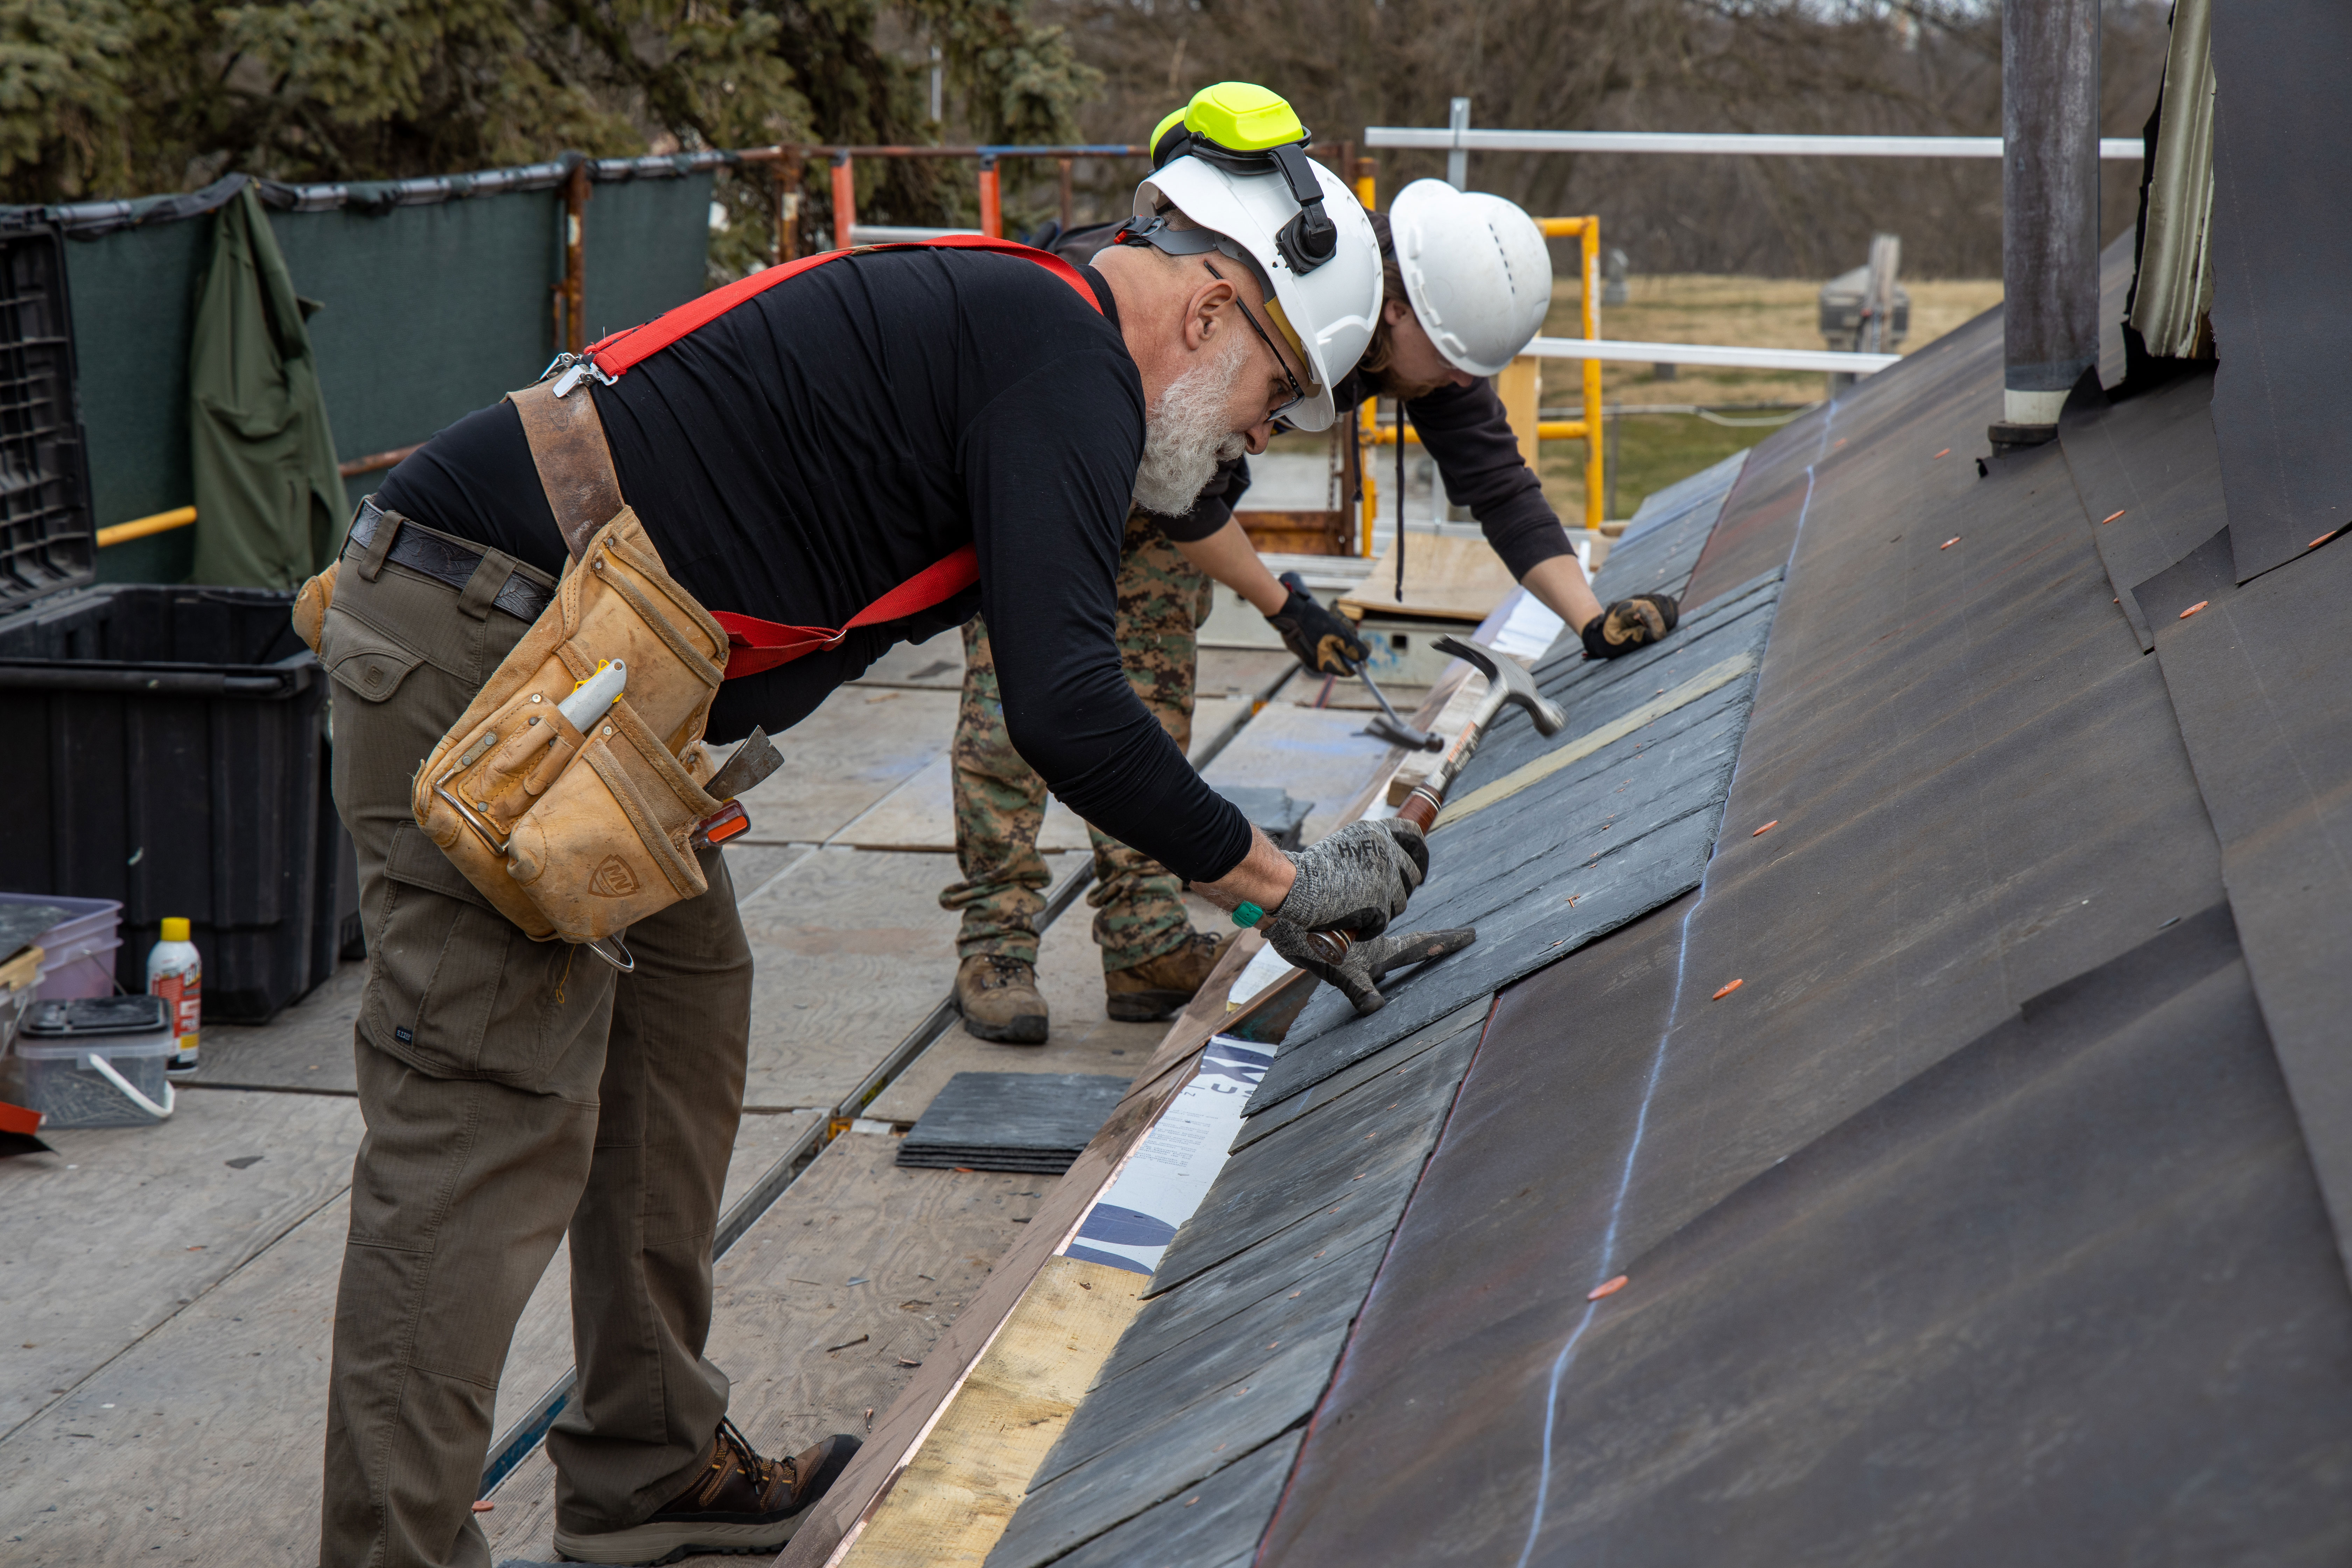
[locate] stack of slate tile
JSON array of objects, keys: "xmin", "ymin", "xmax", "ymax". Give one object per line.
[{"xmin": 896, "ymin": 1071, "xmax": 1132, "ymax": 1174}]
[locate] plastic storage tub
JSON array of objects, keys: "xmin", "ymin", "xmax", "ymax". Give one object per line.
[
  {"xmin": 0, "ymin": 891, "xmax": 122, "ymax": 999},
  {"xmin": 0, "ymin": 585, "xmax": 346, "ymax": 1020},
  {"xmin": 15, "ymin": 994, "xmax": 175, "ymax": 1127}
]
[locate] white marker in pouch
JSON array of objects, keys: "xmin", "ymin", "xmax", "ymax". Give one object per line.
[{"xmin": 559, "ymin": 659, "xmax": 627, "ymax": 731}]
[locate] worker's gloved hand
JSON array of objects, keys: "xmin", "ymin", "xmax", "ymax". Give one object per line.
[
  {"xmin": 1263, "ymin": 920, "xmax": 1477, "ymax": 1016},
  {"xmin": 1268, "ymin": 571, "xmax": 1370, "ymax": 676},
  {"xmin": 1580, "ymin": 593, "xmax": 1681, "ymax": 659},
  {"xmin": 1271, "ymin": 818, "xmax": 1428, "ymax": 939}
]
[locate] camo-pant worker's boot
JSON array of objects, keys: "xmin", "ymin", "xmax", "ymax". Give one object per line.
[{"xmin": 939, "ymin": 509, "xmax": 1219, "ymax": 1018}]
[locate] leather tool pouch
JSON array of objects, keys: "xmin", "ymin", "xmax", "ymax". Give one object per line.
[{"xmin": 409, "ymin": 380, "xmax": 730, "ymax": 959}]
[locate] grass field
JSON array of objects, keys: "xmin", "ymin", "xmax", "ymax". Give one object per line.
[{"xmin": 1534, "ymin": 273, "xmax": 2002, "ymax": 521}]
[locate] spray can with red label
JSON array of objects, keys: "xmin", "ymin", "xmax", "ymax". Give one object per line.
[{"xmin": 148, "ymin": 917, "xmax": 202, "ymax": 1074}]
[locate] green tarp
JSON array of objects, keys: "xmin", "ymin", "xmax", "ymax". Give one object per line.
[{"xmin": 66, "ymin": 166, "xmax": 714, "ymax": 583}]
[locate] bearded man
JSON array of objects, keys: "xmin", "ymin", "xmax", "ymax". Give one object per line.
[{"xmin": 307, "ymin": 82, "xmax": 1418, "ymax": 1568}]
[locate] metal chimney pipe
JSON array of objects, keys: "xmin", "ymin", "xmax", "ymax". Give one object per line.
[{"xmin": 1992, "ymin": 0, "xmax": 2101, "ymax": 450}]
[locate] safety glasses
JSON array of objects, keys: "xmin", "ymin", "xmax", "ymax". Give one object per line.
[{"xmin": 1202, "ymin": 260, "xmax": 1311, "ymax": 425}]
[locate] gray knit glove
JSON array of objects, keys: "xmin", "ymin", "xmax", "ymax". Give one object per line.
[
  {"xmin": 1270, "ymin": 818, "xmax": 1429, "ymax": 938},
  {"xmin": 1263, "ymin": 920, "xmax": 1476, "ymax": 1015}
]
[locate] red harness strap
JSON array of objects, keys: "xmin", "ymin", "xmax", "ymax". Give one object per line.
[{"xmin": 575, "ymin": 235, "xmax": 1103, "ymax": 679}]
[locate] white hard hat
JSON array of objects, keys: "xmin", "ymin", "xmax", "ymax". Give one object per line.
[
  {"xmin": 1387, "ymin": 180, "xmax": 1553, "ymax": 377},
  {"xmin": 1129, "ymin": 153, "xmax": 1383, "ymax": 431}
]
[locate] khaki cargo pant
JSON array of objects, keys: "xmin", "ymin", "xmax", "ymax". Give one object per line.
[
  {"xmin": 938, "ymin": 509, "xmax": 1215, "ymax": 973},
  {"xmin": 316, "ymin": 520, "xmax": 752, "ymax": 1568}
]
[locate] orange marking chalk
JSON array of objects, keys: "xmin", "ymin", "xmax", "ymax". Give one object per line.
[
  {"xmin": 2100, "ymin": 510, "xmax": 2126, "ymax": 525},
  {"xmin": 2179, "ymin": 600, "xmax": 2208, "ymax": 620},
  {"xmin": 1940, "ymin": 537, "xmax": 1960, "ymax": 550},
  {"xmin": 1712, "ymin": 979, "xmax": 1744, "ymax": 1000},
  {"xmin": 1589, "ymin": 1275, "xmax": 1630, "ymax": 1301},
  {"xmin": 1933, "ymin": 448, "xmax": 1951, "ymax": 459},
  {"xmin": 1751, "ymin": 820, "xmax": 1778, "ymax": 837}
]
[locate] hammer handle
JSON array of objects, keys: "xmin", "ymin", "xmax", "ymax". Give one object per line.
[{"xmin": 1394, "ymin": 788, "xmax": 1441, "ymax": 833}]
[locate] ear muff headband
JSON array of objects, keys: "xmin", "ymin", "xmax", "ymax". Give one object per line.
[{"xmin": 1147, "ymin": 131, "xmax": 1339, "ymax": 276}]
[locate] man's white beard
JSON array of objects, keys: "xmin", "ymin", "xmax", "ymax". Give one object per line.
[{"xmin": 1133, "ymin": 336, "xmax": 1251, "ymax": 517}]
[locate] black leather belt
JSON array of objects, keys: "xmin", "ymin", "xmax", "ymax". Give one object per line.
[{"xmin": 346, "ymin": 498, "xmax": 555, "ymax": 623}]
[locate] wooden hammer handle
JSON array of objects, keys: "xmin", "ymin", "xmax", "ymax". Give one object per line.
[{"xmin": 1394, "ymin": 786, "xmax": 1441, "ymax": 833}]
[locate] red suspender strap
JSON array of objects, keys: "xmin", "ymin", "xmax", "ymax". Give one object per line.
[{"xmin": 577, "ymin": 235, "xmax": 1101, "ymax": 679}]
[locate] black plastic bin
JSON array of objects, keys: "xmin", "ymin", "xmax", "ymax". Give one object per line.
[{"xmin": 0, "ymin": 585, "xmax": 348, "ymax": 1021}]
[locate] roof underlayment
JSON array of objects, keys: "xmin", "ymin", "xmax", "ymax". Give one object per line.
[{"xmin": 980, "ymin": 33, "xmax": 2352, "ymax": 1550}]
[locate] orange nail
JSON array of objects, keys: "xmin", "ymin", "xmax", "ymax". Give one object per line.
[
  {"xmin": 2179, "ymin": 601, "xmax": 2208, "ymax": 620},
  {"xmin": 1751, "ymin": 820, "xmax": 1778, "ymax": 837},
  {"xmin": 1589, "ymin": 1275, "xmax": 1630, "ymax": 1300},
  {"xmin": 1940, "ymin": 537, "xmax": 1960, "ymax": 550},
  {"xmin": 1712, "ymin": 979, "xmax": 1744, "ymax": 1000},
  {"xmin": 1932, "ymin": 448, "xmax": 1951, "ymax": 459},
  {"xmin": 2100, "ymin": 509, "xmax": 2125, "ymax": 525},
  {"xmin": 471, "ymin": 1502, "xmax": 495, "ymax": 1513}
]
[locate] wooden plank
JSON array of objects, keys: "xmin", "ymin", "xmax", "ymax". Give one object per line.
[
  {"xmin": 485, "ymin": 1132, "xmax": 1046, "ymax": 1562},
  {"xmin": 838, "ymin": 1257, "xmax": 1146, "ymax": 1568},
  {"xmin": 1195, "ymin": 648, "xmax": 1295, "ymax": 700},
  {"xmin": 734, "ymin": 848, "xmax": 1075, "ymax": 1112},
  {"xmin": 731, "ymin": 686, "xmax": 961, "ymax": 847},
  {"xmin": 0, "ymin": 1089, "xmax": 364, "ymax": 1441},
  {"xmin": 1335, "ymin": 534, "xmax": 1516, "ymax": 624}
]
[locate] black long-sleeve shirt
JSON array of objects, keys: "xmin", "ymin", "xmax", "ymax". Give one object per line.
[{"xmin": 376, "ymin": 247, "xmax": 1253, "ymax": 883}]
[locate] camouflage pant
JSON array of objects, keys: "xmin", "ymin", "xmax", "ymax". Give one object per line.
[{"xmin": 939, "ymin": 510, "xmax": 1216, "ymax": 973}]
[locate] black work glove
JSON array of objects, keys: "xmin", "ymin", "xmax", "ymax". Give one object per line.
[
  {"xmin": 1580, "ymin": 593, "xmax": 1681, "ymax": 659},
  {"xmin": 1268, "ymin": 571, "xmax": 1371, "ymax": 677},
  {"xmin": 1264, "ymin": 920, "xmax": 1476, "ymax": 1016},
  {"xmin": 1269, "ymin": 818, "xmax": 1429, "ymax": 938}
]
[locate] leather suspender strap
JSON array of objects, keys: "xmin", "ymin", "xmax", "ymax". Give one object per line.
[{"xmin": 505, "ymin": 379, "xmax": 626, "ymax": 561}]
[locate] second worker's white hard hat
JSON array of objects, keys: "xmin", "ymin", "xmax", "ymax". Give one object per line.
[{"xmin": 1387, "ymin": 179, "xmax": 1554, "ymax": 377}]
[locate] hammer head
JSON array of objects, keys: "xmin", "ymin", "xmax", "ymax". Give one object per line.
[{"xmin": 1435, "ymin": 634, "xmax": 1568, "ymax": 737}]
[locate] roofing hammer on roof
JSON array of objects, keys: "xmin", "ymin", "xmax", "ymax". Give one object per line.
[
  {"xmin": 1391, "ymin": 634, "xmax": 1567, "ymax": 832},
  {"xmin": 1288, "ymin": 635, "xmax": 1562, "ymax": 1015}
]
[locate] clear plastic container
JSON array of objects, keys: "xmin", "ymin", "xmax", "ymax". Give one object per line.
[
  {"xmin": 0, "ymin": 892, "xmax": 123, "ymax": 1000},
  {"xmin": 15, "ymin": 995, "xmax": 175, "ymax": 1127}
]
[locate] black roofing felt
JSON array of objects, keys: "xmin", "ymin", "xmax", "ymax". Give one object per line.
[
  {"xmin": 2205, "ymin": 0, "xmax": 2352, "ymax": 583},
  {"xmin": 2058, "ymin": 364, "xmax": 2224, "ymax": 649},
  {"xmin": 1258, "ymin": 229, "xmax": 2352, "ymax": 1560}
]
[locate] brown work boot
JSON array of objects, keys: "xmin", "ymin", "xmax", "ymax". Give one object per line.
[
  {"xmin": 1104, "ymin": 931, "xmax": 1236, "ymax": 1022},
  {"xmin": 551, "ymin": 1419, "xmax": 859, "ymax": 1564},
  {"xmin": 955, "ymin": 954, "xmax": 1049, "ymax": 1044}
]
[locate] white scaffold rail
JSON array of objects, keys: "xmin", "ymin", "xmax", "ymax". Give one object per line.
[
  {"xmin": 1523, "ymin": 336, "xmax": 1902, "ymax": 375},
  {"xmin": 1367, "ymin": 127, "xmax": 2143, "ymax": 161}
]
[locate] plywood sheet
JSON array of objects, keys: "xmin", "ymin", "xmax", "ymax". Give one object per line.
[
  {"xmin": 0, "ymin": 1088, "xmax": 363, "ymax": 1440},
  {"xmin": 828, "ymin": 752, "xmax": 1093, "ymax": 855},
  {"xmin": 733, "ymin": 848, "xmax": 1075, "ymax": 1112},
  {"xmin": 188, "ymin": 961, "xmax": 364, "ymax": 1095},
  {"xmin": 838, "ymin": 1256, "xmax": 1145, "ymax": 1568},
  {"xmin": 851, "ymin": 628, "xmax": 965, "ymax": 690},
  {"xmin": 1194, "ymin": 648, "xmax": 1295, "ymax": 700},
  {"xmin": 485, "ymin": 1132, "xmax": 1044, "ymax": 1562},
  {"xmin": 1337, "ymin": 534, "xmax": 1516, "ymax": 623},
  {"xmin": 863, "ymin": 890, "xmax": 1169, "ymax": 1127},
  {"xmin": 732, "ymin": 686, "xmax": 960, "ymax": 846},
  {"xmin": 1197, "ymin": 702, "xmax": 1394, "ymax": 849}
]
